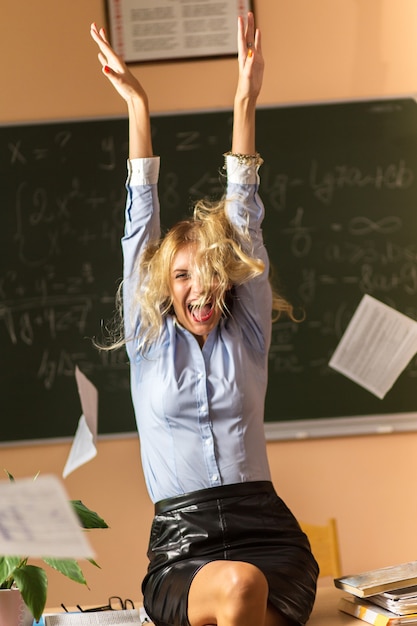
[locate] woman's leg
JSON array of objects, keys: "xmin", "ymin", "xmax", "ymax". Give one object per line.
[{"xmin": 187, "ymin": 560, "xmax": 291, "ymax": 626}]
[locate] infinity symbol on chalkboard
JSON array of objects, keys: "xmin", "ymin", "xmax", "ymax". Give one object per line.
[{"xmin": 348, "ymin": 216, "xmax": 402, "ymax": 235}]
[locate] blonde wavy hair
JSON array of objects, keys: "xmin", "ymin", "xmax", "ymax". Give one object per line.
[{"xmin": 100, "ymin": 196, "xmax": 296, "ymax": 353}]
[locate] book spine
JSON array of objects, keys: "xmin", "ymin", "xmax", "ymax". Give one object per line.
[{"xmin": 338, "ymin": 597, "xmax": 394, "ymax": 626}]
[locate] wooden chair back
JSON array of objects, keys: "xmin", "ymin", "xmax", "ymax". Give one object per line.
[{"xmin": 299, "ymin": 518, "xmax": 342, "ymax": 578}]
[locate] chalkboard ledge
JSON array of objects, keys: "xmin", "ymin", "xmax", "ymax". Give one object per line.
[{"xmin": 264, "ymin": 413, "xmax": 417, "ymax": 441}]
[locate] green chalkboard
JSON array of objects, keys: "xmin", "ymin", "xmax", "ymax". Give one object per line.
[{"xmin": 1, "ymin": 98, "xmax": 417, "ymax": 443}]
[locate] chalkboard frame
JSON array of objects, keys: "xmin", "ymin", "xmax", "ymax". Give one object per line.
[{"xmin": 2, "ymin": 95, "xmax": 417, "ymax": 445}]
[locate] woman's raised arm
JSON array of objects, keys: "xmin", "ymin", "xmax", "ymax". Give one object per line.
[
  {"xmin": 231, "ymin": 12, "xmax": 264, "ymax": 155},
  {"xmin": 90, "ymin": 23, "xmax": 153, "ymax": 159}
]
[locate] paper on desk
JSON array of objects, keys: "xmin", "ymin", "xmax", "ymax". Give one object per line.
[
  {"xmin": 63, "ymin": 367, "xmax": 98, "ymax": 478},
  {"xmin": 44, "ymin": 609, "xmax": 143, "ymax": 625},
  {"xmin": 329, "ymin": 294, "xmax": 417, "ymax": 399},
  {"xmin": 0, "ymin": 474, "xmax": 94, "ymax": 558}
]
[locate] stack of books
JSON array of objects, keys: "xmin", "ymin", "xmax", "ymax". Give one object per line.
[{"xmin": 335, "ymin": 561, "xmax": 417, "ymax": 625}]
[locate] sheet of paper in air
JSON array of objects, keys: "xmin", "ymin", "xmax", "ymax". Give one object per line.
[
  {"xmin": 0, "ymin": 474, "xmax": 95, "ymax": 558},
  {"xmin": 44, "ymin": 609, "xmax": 143, "ymax": 625},
  {"xmin": 329, "ymin": 294, "xmax": 417, "ymax": 399},
  {"xmin": 63, "ymin": 367, "xmax": 98, "ymax": 478}
]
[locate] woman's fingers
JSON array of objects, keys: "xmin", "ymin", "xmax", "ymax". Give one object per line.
[
  {"xmin": 90, "ymin": 22, "xmax": 126, "ymax": 74},
  {"xmin": 245, "ymin": 12, "xmax": 255, "ymax": 48}
]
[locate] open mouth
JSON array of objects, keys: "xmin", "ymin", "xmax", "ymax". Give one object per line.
[{"xmin": 188, "ymin": 302, "xmax": 214, "ymax": 323}]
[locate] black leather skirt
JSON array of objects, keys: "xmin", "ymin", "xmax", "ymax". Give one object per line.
[{"xmin": 142, "ymin": 481, "xmax": 319, "ymax": 626}]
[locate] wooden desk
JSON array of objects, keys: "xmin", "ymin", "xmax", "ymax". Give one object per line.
[
  {"xmin": 308, "ymin": 585, "xmax": 358, "ymax": 624},
  {"xmin": 46, "ymin": 587, "xmax": 355, "ymax": 625}
]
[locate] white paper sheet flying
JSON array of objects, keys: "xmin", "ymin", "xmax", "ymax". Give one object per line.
[
  {"xmin": 329, "ymin": 294, "xmax": 417, "ymax": 399},
  {"xmin": 0, "ymin": 474, "xmax": 95, "ymax": 558},
  {"xmin": 63, "ymin": 367, "xmax": 98, "ymax": 478}
]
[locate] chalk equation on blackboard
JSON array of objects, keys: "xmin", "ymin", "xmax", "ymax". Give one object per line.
[
  {"xmin": 260, "ymin": 159, "xmax": 414, "ymax": 212},
  {"xmin": 8, "ymin": 130, "xmax": 123, "ymax": 170}
]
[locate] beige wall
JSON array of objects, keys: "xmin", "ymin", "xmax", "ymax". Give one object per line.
[{"xmin": 2, "ymin": 0, "xmax": 417, "ymax": 609}]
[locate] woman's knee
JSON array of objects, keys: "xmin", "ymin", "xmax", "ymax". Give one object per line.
[
  {"xmin": 188, "ymin": 561, "xmax": 271, "ymax": 626},
  {"xmin": 218, "ymin": 561, "xmax": 269, "ymax": 606}
]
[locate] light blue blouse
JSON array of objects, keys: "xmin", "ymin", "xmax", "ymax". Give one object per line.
[{"xmin": 123, "ymin": 155, "xmax": 273, "ymax": 503}]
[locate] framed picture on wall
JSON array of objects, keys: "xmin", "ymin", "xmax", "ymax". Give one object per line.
[{"xmin": 105, "ymin": 0, "xmax": 254, "ymax": 64}]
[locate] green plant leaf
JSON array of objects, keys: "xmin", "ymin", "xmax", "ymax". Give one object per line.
[
  {"xmin": 13, "ymin": 564, "xmax": 47, "ymax": 622},
  {"xmin": 71, "ymin": 500, "xmax": 108, "ymax": 529},
  {"xmin": 4, "ymin": 469, "xmax": 39, "ymax": 481},
  {"xmin": 0, "ymin": 556, "xmax": 23, "ymax": 587},
  {"xmin": 43, "ymin": 558, "xmax": 88, "ymax": 585}
]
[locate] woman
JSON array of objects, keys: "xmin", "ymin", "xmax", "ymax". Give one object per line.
[{"xmin": 90, "ymin": 13, "xmax": 318, "ymax": 626}]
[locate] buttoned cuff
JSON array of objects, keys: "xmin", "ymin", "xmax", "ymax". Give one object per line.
[
  {"xmin": 127, "ymin": 157, "xmax": 160, "ymax": 185},
  {"xmin": 224, "ymin": 154, "xmax": 262, "ymax": 185}
]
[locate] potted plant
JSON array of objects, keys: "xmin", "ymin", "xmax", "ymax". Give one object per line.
[{"xmin": 0, "ymin": 472, "xmax": 108, "ymax": 623}]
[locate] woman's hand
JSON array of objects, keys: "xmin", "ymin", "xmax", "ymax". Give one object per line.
[
  {"xmin": 90, "ymin": 23, "xmax": 148, "ymax": 106},
  {"xmin": 235, "ymin": 12, "xmax": 264, "ymax": 104}
]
